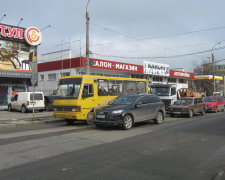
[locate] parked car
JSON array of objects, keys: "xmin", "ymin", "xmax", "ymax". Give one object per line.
[
  {"xmin": 44, "ymin": 96, "xmax": 55, "ymax": 111},
  {"xmin": 168, "ymin": 97, "xmax": 205, "ymax": 118},
  {"xmin": 8, "ymin": 92, "xmax": 45, "ymax": 113},
  {"xmin": 203, "ymin": 96, "xmax": 225, "ymax": 112},
  {"xmin": 90, "ymin": 94, "xmax": 166, "ymax": 130}
]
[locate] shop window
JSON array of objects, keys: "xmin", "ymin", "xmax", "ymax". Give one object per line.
[
  {"xmin": 61, "ymin": 72, "xmax": 70, "ymax": 77},
  {"xmin": 179, "ymin": 79, "xmax": 187, "ymax": 83},
  {"xmin": 40, "ymin": 74, "xmax": 44, "ymax": 81},
  {"xmin": 108, "ymin": 80, "xmax": 123, "ymax": 96},
  {"xmin": 153, "ymin": 76, "xmax": 163, "ymax": 82},
  {"xmin": 168, "ymin": 78, "xmax": 176, "ymax": 83},
  {"xmin": 48, "ymin": 73, "xmax": 56, "ymax": 80}
]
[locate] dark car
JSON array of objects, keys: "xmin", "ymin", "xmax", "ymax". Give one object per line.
[
  {"xmin": 168, "ymin": 97, "xmax": 205, "ymax": 118},
  {"xmin": 44, "ymin": 96, "xmax": 55, "ymax": 111},
  {"xmin": 91, "ymin": 94, "xmax": 166, "ymax": 130}
]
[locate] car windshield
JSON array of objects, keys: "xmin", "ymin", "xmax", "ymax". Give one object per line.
[
  {"xmin": 174, "ymin": 99, "xmax": 193, "ymax": 105},
  {"xmin": 110, "ymin": 96, "xmax": 137, "ymax": 105},
  {"xmin": 55, "ymin": 78, "xmax": 82, "ymax": 98},
  {"xmin": 151, "ymin": 87, "xmax": 170, "ymax": 96},
  {"xmin": 204, "ymin": 97, "xmax": 217, "ymax": 102}
]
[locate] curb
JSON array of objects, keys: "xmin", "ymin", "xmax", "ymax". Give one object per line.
[{"xmin": 0, "ymin": 117, "xmax": 65, "ymax": 129}]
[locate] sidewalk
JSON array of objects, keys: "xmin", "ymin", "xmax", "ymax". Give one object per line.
[{"xmin": 0, "ymin": 110, "xmax": 64, "ymax": 128}]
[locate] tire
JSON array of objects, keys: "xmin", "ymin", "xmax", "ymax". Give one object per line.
[
  {"xmin": 8, "ymin": 105, "xmax": 13, "ymax": 112},
  {"xmin": 154, "ymin": 111, "xmax": 164, "ymax": 124},
  {"xmin": 95, "ymin": 124, "xmax": 104, "ymax": 129},
  {"xmin": 170, "ymin": 113, "xmax": 174, "ymax": 117},
  {"xmin": 21, "ymin": 106, "xmax": 26, "ymax": 113},
  {"xmin": 201, "ymin": 108, "xmax": 205, "ymax": 115},
  {"xmin": 188, "ymin": 110, "xmax": 193, "ymax": 118},
  {"xmin": 122, "ymin": 115, "xmax": 133, "ymax": 130},
  {"xmin": 66, "ymin": 119, "xmax": 74, "ymax": 125}
]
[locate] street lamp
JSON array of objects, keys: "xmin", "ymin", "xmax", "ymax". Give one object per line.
[
  {"xmin": 0, "ymin": 14, "xmax": 6, "ymax": 23},
  {"xmin": 86, "ymin": 0, "xmax": 91, "ymax": 75},
  {"xmin": 211, "ymin": 42, "xmax": 221, "ymax": 94}
]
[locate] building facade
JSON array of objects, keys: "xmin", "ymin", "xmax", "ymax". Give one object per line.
[
  {"xmin": 37, "ymin": 55, "xmax": 194, "ymax": 95},
  {"xmin": 0, "ymin": 23, "xmax": 42, "ymax": 109}
]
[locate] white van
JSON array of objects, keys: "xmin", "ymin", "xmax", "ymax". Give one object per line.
[{"xmin": 8, "ymin": 92, "xmax": 45, "ymax": 113}]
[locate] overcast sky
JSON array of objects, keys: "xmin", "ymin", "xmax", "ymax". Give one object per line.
[{"xmin": 1, "ymin": 0, "xmax": 225, "ymax": 72}]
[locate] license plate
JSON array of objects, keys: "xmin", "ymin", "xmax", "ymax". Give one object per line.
[{"xmin": 97, "ymin": 114, "xmax": 105, "ymax": 118}]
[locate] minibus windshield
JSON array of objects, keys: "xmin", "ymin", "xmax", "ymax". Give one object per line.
[{"xmin": 56, "ymin": 78, "xmax": 82, "ymax": 99}]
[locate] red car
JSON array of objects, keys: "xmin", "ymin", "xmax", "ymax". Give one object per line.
[{"xmin": 203, "ymin": 96, "xmax": 225, "ymax": 112}]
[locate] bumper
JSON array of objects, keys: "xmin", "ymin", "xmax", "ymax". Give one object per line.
[
  {"xmin": 27, "ymin": 106, "xmax": 45, "ymax": 111},
  {"xmin": 54, "ymin": 111, "xmax": 85, "ymax": 120},
  {"xmin": 169, "ymin": 111, "xmax": 188, "ymax": 115},
  {"xmin": 95, "ymin": 119, "xmax": 123, "ymax": 126}
]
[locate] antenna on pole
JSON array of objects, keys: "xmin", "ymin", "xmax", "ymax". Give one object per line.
[
  {"xmin": 0, "ymin": 14, "xmax": 6, "ymax": 23},
  {"xmin": 17, "ymin": 18, "xmax": 23, "ymax": 26}
]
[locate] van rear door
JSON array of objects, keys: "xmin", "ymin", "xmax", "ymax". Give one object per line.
[{"xmin": 30, "ymin": 93, "xmax": 44, "ymax": 108}]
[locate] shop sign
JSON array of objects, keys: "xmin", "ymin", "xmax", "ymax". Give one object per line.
[
  {"xmin": 0, "ymin": 24, "xmax": 23, "ymax": 40},
  {"xmin": 24, "ymin": 27, "xmax": 42, "ymax": 46},
  {"xmin": 169, "ymin": 70, "xmax": 194, "ymax": 79},
  {"xmin": 144, "ymin": 61, "xmax": 169, "ymax": 76},
  {"xmin": 90, "ymin": 59, "xmax": 143, "ymax": 73},
  {"xmin": 0, "ymin": 24, "xmax": 42, "ymax": 46},
  {"xmin": 0, "ymin": 70, "xmax": 32, "ymax": 78}
]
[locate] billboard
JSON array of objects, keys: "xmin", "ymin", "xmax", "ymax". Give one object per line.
[
  {"xmin": 144, "ymin": 61, "xmax": 170, "ymax": 76},
  {"xmin": 0, "ymin": 24, "xmax": 41, "ymax": 71}
]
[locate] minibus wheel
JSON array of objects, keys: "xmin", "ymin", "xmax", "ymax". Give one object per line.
[{"xmin": 66, "ymin": 119, "xmax": 74, "ymax": 125}]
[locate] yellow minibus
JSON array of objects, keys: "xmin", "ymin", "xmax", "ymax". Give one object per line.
[{"xmin": 53, "ymin": 75, "xmax": 148, "ymax": 125}]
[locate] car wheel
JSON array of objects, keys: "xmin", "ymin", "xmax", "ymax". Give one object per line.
[
  {"xmin": 21, "ymin": 106, "xmax": 26, "ymax": 113},
  {"xmin": 122, "ymin": 115, "xmax": 133, "ymax": 130},
  {"xmin": 8, "ymin": 105, "xmax": 13, "ymax": 112},
  {"xmin": 188, "ymin": 110, "xmax": 193, "ymax": 118},
  {"xmin": 170, "ymin": 113, "xmax": 174, "ymax": 117},
  {"xmin": 66, "ymin": 119, "xmax": 74, "ymax": 125},
  {"xmin": 201, "ymin": 108, "xmax": 205, "ymax": 115},
  {"xmin": 154, "ymin": 111, "xmax": 164, "ymax": 124},
  {"xmin": 95, "ymin": 124, "xmax": 104, "ymax": 129}
]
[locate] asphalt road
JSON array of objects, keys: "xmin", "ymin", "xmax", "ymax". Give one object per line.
[{"xmin": 0, "ymin": 112, "xmax": 225, "ymax": 180}]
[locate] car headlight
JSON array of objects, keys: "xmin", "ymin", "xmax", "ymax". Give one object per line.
[{"xmin": 112, "ymin": 110, "xmax": 124, "ymax": 114}]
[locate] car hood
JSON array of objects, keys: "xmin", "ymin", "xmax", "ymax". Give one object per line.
[{"xmin": 95, "ymin": 104, "xmax": 129, "ymax": 111}]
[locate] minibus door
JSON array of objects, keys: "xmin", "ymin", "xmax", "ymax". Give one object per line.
[{"xmin": 81, "ymin": 84, "xmax": 96, "ymax": 117}]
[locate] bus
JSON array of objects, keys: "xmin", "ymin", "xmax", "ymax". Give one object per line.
[{"xmin": 53, "ymin": 75, "xmax": 148, "ymax": 125}]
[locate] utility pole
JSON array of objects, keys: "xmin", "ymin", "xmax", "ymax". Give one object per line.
[
  {"xmin": 211, "ymin": 42, "xmax": 221, "ymax": 94},
  {"xmin": 212, "ymin": 53, "xmax": 215, "ymax": 93},
  {"xmin": 86, "ymin": 0, "xmax": 91, "ymax": 75}
]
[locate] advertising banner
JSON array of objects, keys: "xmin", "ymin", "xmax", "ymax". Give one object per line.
[
  {"xmin": 144, "ymin": 61, "xmax": 169, "ymax": 76},
  {"xmin": 0, "ymin": 24, "xmax": 41, "ymax": 71}
]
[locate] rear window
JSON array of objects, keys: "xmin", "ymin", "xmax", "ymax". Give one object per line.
[{"xmin": 30, "ymin": 93, "xmax": 43, "ymax": 100}]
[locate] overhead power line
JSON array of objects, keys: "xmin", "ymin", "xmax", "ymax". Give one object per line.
[
  {"xmin": 93, "ymin": 46, "xmax": 225, "ymax": 60},
  {"xmin": 90, "ymin": 23, "xmax": 225, "ymax": 48}
]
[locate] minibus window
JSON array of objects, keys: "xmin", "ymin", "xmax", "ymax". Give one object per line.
[{"xmin": 56, "ymin": 78, "xmax": 82, "ymax": 98}]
